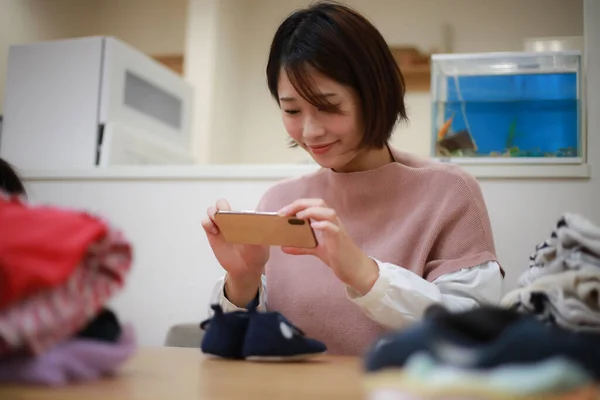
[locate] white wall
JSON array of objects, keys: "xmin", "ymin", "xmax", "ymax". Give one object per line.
[
  {"xmin": 204, "ymin": 0, "xmax": 248, "ymax": 164},
  {"xmin": 186, "ymin": 0, "xmax": 583, "ymax": 163},
  {"xmin": 0, "ymin": 0, "xmax": 187, "ymax": 114},
  {"xmin": 0, "ymin": 0, "xmax": 82, "ymax": 112},
  {"xmin": 185, "ymin": 0, "xmax": 276, "ymax": 164},
  {"xmin": 22, "ymin": 176, "xmax": 276, "ymax": 348},
  {"xmin": 20, "ymin": 151, "xmax": 600, "ymax": 347},
  {"xmin": 184, "ymin": 0, "xmax": 218, "ymax": 164},
  {"xmin": 80, "ymin": 0, "xmax": 188, "ymax": 56},
  {"xmin": 3, "ymin": 0, "xmax": 583, "ymax": 162}
]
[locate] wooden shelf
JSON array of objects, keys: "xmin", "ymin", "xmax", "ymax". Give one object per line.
[
  {"xmin": 151, "ymin": 48, "xmax": 432, "ymax": 92},
  {"xmin": 153, "ymin": 54, "xmax": 184, "ymax": 75},
  {"xmin": 390, "ymin": 46, "xmax": 431, "ymax": 92}
]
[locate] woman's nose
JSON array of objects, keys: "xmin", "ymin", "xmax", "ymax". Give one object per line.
[{"xmin": 302, "ymin": 116, "xmax": 326, "ymax": 140}]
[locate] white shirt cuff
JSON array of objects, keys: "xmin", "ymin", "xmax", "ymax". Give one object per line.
[
  {"xmin": 344, "ymin": 258, "xmax": 503, "ymax": 330},
  {"xmin": 345, "ymin": 257, "xmax": 388, "ymax": 308},
  {"xmin": 215, "ymin": 274, "xmax": 266, "ymax": 313},
  {"xmin": 344, "ymin": 257, "xmax": 445, "ymax": 329}
]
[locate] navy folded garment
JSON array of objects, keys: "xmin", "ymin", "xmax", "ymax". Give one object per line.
[
  {"xmin": 424, "ymin": 304, "xmax": 525, "ymax": 343},
  {"xmin": 364, "ymin": 305, "xmax": 600, "ymax": 379},
  {"xmin": 364, "ymin": 305, "xmax": 524, "ymax": 371}
]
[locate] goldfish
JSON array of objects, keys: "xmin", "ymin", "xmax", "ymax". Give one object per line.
[{"xmin": 437, "ymin": 115, "xmax": 454, "ymax": 141}]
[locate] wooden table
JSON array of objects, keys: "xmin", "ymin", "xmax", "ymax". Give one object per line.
[{"xmin": 0, "ymin": 347, "xmax": 366, "ymax": 399}]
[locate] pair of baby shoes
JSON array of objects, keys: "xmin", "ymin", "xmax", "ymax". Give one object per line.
[{"xmin": 200, "ymin": 298, "xmax": 326, "ymax": 361}]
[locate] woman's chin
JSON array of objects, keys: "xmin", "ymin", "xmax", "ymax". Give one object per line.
[{"xmin": 308, "ymin": 154, "xmax": 346, "ymax": 170}]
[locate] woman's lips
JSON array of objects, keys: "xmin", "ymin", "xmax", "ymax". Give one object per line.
[{"xmin": 308, "ymin": 142, "xmax": 336, "ymax": 155}]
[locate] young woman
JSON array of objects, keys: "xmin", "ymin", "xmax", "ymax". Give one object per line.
[{"xmin": 202, "ymin": 1, "xmax": 503, "ymax": 355}]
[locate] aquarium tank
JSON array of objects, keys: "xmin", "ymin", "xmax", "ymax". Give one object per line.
[{"xmin": 431, "ymin": 51, "xmax": 582, "ymax": 161}]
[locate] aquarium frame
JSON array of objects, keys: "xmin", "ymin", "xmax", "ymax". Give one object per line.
[
  {"xmin": 429, "ymin": 50, "xmax": 589, "ymax": 179},
  {"xmin": 431, "ymin": 51, "xmax": 581, "ymax": 75}
]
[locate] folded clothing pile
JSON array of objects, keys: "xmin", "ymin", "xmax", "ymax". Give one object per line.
[
  {"xmin": 361, "ymin": 213, "xmax": 600, "ymax": 400},
  {"xmin": 502, "ymin": 213, "xmax": 600, "ymax": 333},
  {"xmin": 0, "ymin": 193, "xmax": 135, "ymax": 386},
  {"xmin": 362, "ymin": 305, "xmax": 600, "ymax": 400}
]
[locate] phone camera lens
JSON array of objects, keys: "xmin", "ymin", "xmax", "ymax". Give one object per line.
[{"xmin": 288, "ymin": 218, "xmax": 305, "ymax": 226}]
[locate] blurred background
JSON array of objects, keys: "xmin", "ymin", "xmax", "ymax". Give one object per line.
[{"xmin": 0, "ymin": 0, "xmax": 584, "ymax": 165}]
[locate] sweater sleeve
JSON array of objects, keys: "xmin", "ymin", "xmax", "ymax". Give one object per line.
[
  {"xmin": 345, "ymin": 259, "xmax": 503, "ymax": 329},
  {"xmin": 422, "ymin": 170, "xmax": 501, "ymax": 282}
]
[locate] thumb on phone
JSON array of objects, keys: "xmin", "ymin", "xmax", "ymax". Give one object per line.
[{"xmin": 216, "ymin": 199, "xmax": 232, "ymax": 212}]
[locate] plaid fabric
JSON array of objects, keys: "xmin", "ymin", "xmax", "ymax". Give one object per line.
[{"xmin": 0, "ymin": 228, "xmax": 132, "ymax": 356}]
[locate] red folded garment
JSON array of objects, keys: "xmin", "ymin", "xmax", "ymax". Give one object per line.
[
  {"xmin": 0, "ymin": 194, "xmax": 108, "ymax": 308},
  {"xmin": 0, "ymin": 215, "xmax": 132, "ymax": 356}
]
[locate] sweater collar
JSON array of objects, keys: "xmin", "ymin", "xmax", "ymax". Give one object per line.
[{"xmin": 322, "ymin": 146, "xmax": 409, "ymax": 199}]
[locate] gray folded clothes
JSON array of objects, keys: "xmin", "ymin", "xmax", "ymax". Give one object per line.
[
  {"xmin": 557, "ymin": 225, "xmax": 600, "ymax": 258},
  {"xmin": 529, "ymin": 233, "xmax": 560, "ymax": 265},
  {"xmin": 520, "ymin": 293, "xmax": 600, "ymax": 333},
  {"xmin": 560, "ymin": 213, "xmax": 600, "ymax": 242},
  {"xmin": 520, "ymin": 249, "xmax": 600, "ymax": 288},
  {"xmin": 529, "ymin": 228, "xmax": 600, "ymax": 268},
  {"xmin": 503, "ymin": 270, "xmax": 600, "ymax": 333},
  {"xmin": 528, "ymin": 241, "xmax": 559, "ymax": 269},
  {"xmin": 528, "ymin": 213, "xmax": 600, "ymax": 269}
]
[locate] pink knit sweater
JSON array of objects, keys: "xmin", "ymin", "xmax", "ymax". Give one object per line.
[{"xmin": 256, "ymin": 148, "xmax": 498, "ymax": 355}]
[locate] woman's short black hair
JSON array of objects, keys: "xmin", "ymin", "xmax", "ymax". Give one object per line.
[
  {"xmin": 0, "ymin": 158, "xmax": 26, "ymax": 195},
  {"xmin": 266, "ymin": 0, "xmax": 408, "ymax": 149}
]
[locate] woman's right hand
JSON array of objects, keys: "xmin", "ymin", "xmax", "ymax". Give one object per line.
[{"xmin": 201, "ymin": 199, "xmax": 269, "ymax": 285}]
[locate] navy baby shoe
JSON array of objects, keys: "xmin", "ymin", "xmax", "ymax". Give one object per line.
[
  {"xmin": 199, "ymin": 303, "xmax": 251, "ymax": 359},
  {"xmin": 242, "ymin": 303, "xmax": 327, "ymax": 361},
  {"xmin": 200, "ymin": 297, "xmax": 326, "ymax": 361}
]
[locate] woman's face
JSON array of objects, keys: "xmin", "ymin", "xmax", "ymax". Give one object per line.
[{"xmin": 277, "ymin": 68, "xmax": 365, "ymax": 171}]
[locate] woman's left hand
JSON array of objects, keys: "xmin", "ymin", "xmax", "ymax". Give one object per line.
[{"xmin": 278, "ymin": 198, "xmax": 379, "ymax": 295}]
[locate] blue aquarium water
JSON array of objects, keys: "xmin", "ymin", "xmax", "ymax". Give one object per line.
[{"xmin": 434, "ymin": 72, "xmax": 580, "ymax": 157}]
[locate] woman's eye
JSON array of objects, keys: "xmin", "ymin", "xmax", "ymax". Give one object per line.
[
  {"xmin": 284, "ymin": 110, "xmax": 300, "ymax": 115},
  {"xmin": 317, "ymin": 104, "xmax": 341, "ymax": 113}
]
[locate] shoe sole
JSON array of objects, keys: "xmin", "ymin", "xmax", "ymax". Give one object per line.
[
  {"xmin": 202, "ymin": 353, "xmax": 243, "ymax": 360},
  {"xmin": 245, "ymin": 351, "xmax": 326, "ymax": 362}
]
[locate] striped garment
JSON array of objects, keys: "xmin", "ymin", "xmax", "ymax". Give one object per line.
[{"xmin": 0, "ymin": 193, "xmax": 132, "ymax": 356}]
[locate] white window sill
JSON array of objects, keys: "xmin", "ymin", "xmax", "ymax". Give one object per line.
[
  {"xmin": 19, "ymin": 160, "xmax": 591, "ymax": 181},
  {"xmin": 453, "ymin": 163, "xmax": 590, "ymax": 179},
  {"xmin": 433, "ymin": 157, "xmax": 591, "ymax": 179}
]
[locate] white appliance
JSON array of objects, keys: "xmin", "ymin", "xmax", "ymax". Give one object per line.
[{"xmin": 0, "ymin": 36, "xmax": 195, "ymax": 169}]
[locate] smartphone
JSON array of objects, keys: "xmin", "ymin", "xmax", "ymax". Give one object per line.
[{"xmin": 214, "ymin": 210, "xmax": 317, "ymax": 248}]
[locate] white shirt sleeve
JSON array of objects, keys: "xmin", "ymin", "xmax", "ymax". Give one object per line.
[
  {"xmin": 208, "ymin": 261, "xmax": 503, "ymax": 329},
  {"xmin": 345, "ymin": 259, "xmax": 504, "ymax": 329},
  {"xmin": 208, "ymin": 274, "xmax": 268, "ymax": 315}
]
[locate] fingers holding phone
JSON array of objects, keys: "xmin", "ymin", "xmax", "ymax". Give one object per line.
[
  {"xmin": 202, "ymin": 199, "xmax": 232, "ymax": 235},
  {"xmin": 202, "ymin": 199, "xmax": 269, "ymax": 281},
  {"xmin": 277, "ymin": 198, "xmax": 377, "ymax": 292}
]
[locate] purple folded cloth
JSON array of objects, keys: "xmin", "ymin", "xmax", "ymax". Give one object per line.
[{"xmin": 0, "ymin": 323, "xmax": 136, "ymax": 386}]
